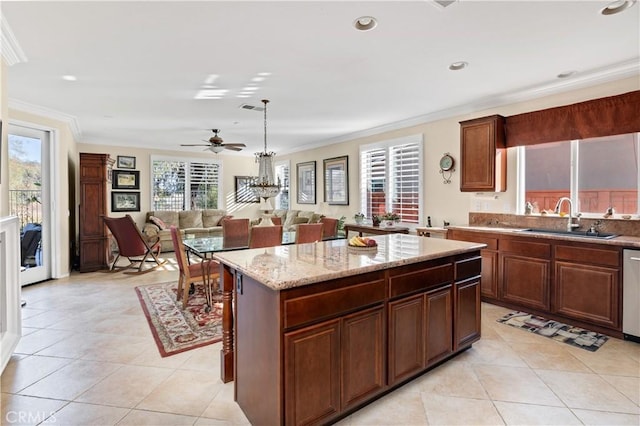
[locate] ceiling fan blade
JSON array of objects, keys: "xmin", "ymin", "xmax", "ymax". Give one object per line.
[
  {"xmin": 181, "ymin": 144, "xmax": 210, "ymax": 147},
  {"xmin": 223, "ymin": 143, "xmax": 246, "ymax": 148},
  {"xmin": 224, "ymin": 146, "xmax": 244, "ymax": 151}
]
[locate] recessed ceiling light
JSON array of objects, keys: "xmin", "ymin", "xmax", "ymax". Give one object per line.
[
  {"xmin": 354, "ymin": 16, "xmax": 377, "ymax": 31},
  {"xmin": 237, "ymin": 95, "xmax": 251, "ymax": 98},
  {"xmin": 194, "ymin": 89, "xmax": 228, "ymax": 99},
  {"xmin": 557, "ymin": 70, "xmax": 577, "ymax": 79},
  {"xmin": 448, "ymin": 61, "xmax": 468, "ymax": 71},
  {"xmin": 600, "ymin": 0, "xmax": 636, "ymax": 15},
  {"xmin": 62, "ymin": 75, "xmax": 77, "ymax": 81},
  {"xmin": 251, "ymin": 77, "xmax": 265, "ymax": 82}
]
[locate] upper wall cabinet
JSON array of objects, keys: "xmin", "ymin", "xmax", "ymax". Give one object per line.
[{"xmin": 459, "ymin": 115, "xmax": 506, "ymax": 192}]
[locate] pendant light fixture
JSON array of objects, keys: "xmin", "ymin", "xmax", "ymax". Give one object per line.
[{"xmin": 249, "ymin": 99, "xmax": 281, "ymax": 201}]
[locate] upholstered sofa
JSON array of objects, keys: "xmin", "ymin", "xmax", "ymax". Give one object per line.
[
  {"xmin": 142, "ymin": 209, "xmax": 229, "ymax": 252},
  {"xmin": 265, "ymin": 209, "xmax": 324, "ymax": 231}
]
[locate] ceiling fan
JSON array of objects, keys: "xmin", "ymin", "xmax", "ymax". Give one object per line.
[{"xmin": 181, "ymin": 129, "xmax": 246, "ymax": 153}]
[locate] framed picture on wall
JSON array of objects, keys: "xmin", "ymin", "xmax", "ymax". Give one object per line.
[
  {"xmin": 296, "ymin": 161, "xmax": 316, "ymax": 204},
  {"xmin": 235, "ymin": 176, "xmax": 259, "ymax": 203},
  {"xmin": 117, "ymin": 155, "xmax": 136, "ymax": 169},
  {"xmin": 323, "ymin": 156, "xmax": 349, "ymax": 205},
  {"xmin": 112, "ymin": 170, "xmax": 140, "ymax": 190},
  {"xmin": 111, "ymin": 191, "xmax": 140, "ymax": 212}
]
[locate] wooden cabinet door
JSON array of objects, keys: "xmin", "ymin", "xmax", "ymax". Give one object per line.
[
  {"xmin": 455, "ymin": 279, "xmax": 481, "ymax": 349},
  {"xmin": 481, "ymin": 249, "xmax": 499, "ymax": 299},
  {"xmin": 285, "ymin": 320, "xmax": 341, "ymax": 426},
  {"xmin": 388, "ymin": 295, "xmax": 424, "ymax": 385},
  {"xmin": 460, "ymin": 115, "xmax": 506, "ymax": 192},
  {"xmin": 425, "ymin": 285, "xmax": 453, "ymax": 366},
  {"xmin": 555, "ymin": 261, "xmax": 620, "ymax": 329},
  {"xmin": 341, "ymin": 306, "xmax": 385, "ymax": 410},
  {"xmin": 500, "ymin": 254, "xmax": 551, "ymax": 311}
]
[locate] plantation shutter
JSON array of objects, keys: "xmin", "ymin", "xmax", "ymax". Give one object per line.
[
  {"xmin": 151, "ymin": 157, "xmax": 222, "ymax": 211},
  {"xmin": 189, "ymin": 162, "xmax": 220, "ymax": 209},
  {"xmin": 360, "ymin": 136, "xmax": 422, "ymax": 224},
  {"xmin": 390, "ymin": 143, "xmax": 420, "ymax": 223},
  {"xmin": 152, "ymin": 160, "xmax": 187, "ymax": 210},
  {"xmin": 361, "ymin": 147, "xmax": 387, "ymax": 219}
]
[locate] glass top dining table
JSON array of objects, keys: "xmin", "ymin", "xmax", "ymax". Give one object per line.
[{"xmin": 183, "ymin": 231, "xmax": 298, "ymax": 258}]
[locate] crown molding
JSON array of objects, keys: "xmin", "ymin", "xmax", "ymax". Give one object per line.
[
  {"xmin": 1, "ymin": 15, "xmax": 27, "ymax": 66},
  {"xmin": 9, "ymin": 98, "xmax": 82, "ymax": 142},
  {"xmin": 302, "ymin": 59, "xmax": 640, "ymax": 152}
]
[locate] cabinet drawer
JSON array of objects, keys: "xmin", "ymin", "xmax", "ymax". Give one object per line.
[
  {"xmin": 389, "ymin": 263, "xmax": 453, "ymax": 299},
  {"xmin": 450, "ymin": 231, "xmax": 497, "ymax": 250},
  {"xmin": 500, "ymin": 239, "xmax": 550, "ymax": 258},
  {"xmin": 555, "ymin": 245, "xmax": 620, "ymax": 268},
  {"xmin": 455, "ymin": 256, "xmax": 481, "ymax": 281},
  {"xmin": 284, "ymin": 279, "xmax": 386, "ymax": 329}
]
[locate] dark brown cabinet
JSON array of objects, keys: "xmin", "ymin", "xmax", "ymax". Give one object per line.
[
  {"xmin": 455, "ymin": 278, "xmax": 481, "ymax": 349},
  {"xmin": 425, "ymin": 285, "xmax": 453, "ymax": 365},
  {"xmin": 78, "ymin": 153, "xmax": 113, "ymax": 272},
  {"xmin": 553, "ymin": 245, "xmax": 621, "ymax": 329},
  {"xmin": 449, "ymin": 229, "xmax": 623, "ymax": 336},
  {"xmin": 460, "ymin": 115, "xmax": 506, "ymax": 192},
  {"xmin": 388, "ymin": 295, "xmax": 424, "ymax": 384}
]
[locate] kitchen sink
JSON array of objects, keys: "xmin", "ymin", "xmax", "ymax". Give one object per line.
[{"xmin": 517, "ymin": 228, "xmax": 618, "ymax": 239}]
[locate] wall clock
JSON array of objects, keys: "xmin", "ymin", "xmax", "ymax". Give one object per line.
[{"xmin": 439, "ymin": 153, "xmax": 455, "ymax": 184}]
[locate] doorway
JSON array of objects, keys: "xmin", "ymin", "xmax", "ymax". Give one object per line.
[{"xmin": 8, "ymin": 124, "xmax": 52, "ymax": 285}]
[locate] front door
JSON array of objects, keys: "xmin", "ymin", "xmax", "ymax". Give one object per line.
[{"xmin": 8, "ymin": 124, "xmax": 52, "ymax": 285}]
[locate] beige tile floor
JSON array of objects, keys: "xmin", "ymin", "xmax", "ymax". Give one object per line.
[{"xmin": 1, "ymin": 257, "xmax": 639, "ymax": 425}]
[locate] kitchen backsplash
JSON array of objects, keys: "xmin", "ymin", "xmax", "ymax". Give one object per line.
[{"xmin": 469, "ymin": 212, "xmax": 640, "ymax": 237}]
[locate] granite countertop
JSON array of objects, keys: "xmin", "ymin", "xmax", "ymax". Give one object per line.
[
  {"xmin": 448, "ymin": 225, "xmax": 640, "ymax": 248},
  {"xmin": 213, "ymin": 234, "xmax": 485, "ymax": 291}
]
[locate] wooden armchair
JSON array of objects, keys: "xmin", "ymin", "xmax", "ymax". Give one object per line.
[
  {"xmin": 295, "ymin": 223, "xmax": 324, "ymax": 244},
  {"xmin": 102, "ymin": 215, "xmax": 166, "ymax": 274},
  {"xmin": 250, "ymin": 225, "xmax": 283, "ymax": 249},
  {"xmin": 222, "ymin": 218, "xmax": 250, "ymax": 249}
]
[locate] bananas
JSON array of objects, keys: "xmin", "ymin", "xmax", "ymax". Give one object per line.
[{"xmin": 348, "ymin": 236, "xmax": 377, "ymax": 247}]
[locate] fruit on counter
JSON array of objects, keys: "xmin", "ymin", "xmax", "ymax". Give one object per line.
[{"xmin": 348, "ymin": 236, "xmax": 377, "ymax": 247}]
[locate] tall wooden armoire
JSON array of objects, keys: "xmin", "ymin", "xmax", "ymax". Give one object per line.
[{"xmin": 78, "ymin": 153, "xmax": 114, "ymax": 272}]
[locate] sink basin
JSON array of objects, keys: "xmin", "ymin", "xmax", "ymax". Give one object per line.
[{"xmin": 517, "ymin": 228, "xmax": 618, "ymax": 239}]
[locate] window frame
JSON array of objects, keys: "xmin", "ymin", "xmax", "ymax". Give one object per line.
[
  {"xmin": 517, "ymin": 133, "xmax": 640, "ymax": 216},
  {"xmin": 150, "ymin": 155, "xmax": 223, "ymax": 211},
  {"xmin": 359, "ymin": 134, "xmax": 423, "ymax": 223}
]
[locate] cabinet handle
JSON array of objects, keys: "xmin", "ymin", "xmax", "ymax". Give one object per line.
[{"xmin": 630, "ymin": 257, "xmax": 640, "ymax": 261}]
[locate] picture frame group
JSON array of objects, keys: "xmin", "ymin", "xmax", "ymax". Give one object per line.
[{"xmin": 117, "ymin": 155, "xmax": 136, "ymax": 169}]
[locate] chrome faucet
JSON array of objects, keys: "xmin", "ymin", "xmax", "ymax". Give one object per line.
[{"xmin": 554, "ymin": 197, "xmax": 580, "ymax": 231}]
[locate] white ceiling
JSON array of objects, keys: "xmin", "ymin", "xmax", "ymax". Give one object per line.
[{"xmin": 2, "ymin": 1, "xmax": 639, "ymax": 156}]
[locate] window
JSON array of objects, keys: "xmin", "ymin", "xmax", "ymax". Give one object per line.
[
  {"xmin": 360, "ymin": 135, "xmax": 423, "ymax": 223},
  {"xmin": 151, "ymin": 156, "xmax": 222, "ymax": 211},
  {"xmin": 522, "ymin": 132, "xmax": 639, "ymax": 214},
  {"xmin": 274, "ymin": 161, "xmax": 290, "ymax": 210}
]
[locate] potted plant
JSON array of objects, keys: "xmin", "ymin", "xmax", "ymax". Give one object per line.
[
  {"xmin": 354, "ymin": 212, "xmax": 365, "ymax": 224},
  {"xmin": 379, "ymin": 212, "xmax": 400, "ymax": 228}
]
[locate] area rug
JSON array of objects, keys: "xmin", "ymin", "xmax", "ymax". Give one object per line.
[
  {"xmin": 497, "ymin": 311, "xmax": 609, "ymax": 352},
  {"xmin": 135, "ymin": 282, "xmax": 223, "ymax": 357}
]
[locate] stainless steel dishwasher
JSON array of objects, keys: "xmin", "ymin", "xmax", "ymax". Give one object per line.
[{"xmin": 623, "ymin": 249, "xmax": 640, "ymax": 342}]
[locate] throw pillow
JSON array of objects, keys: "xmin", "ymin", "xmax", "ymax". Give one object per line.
[
  {"xmin": 149, "ymin": 215, "xmax": 167, "ymax": 230},
  {"xmin": 217, "ymin": 215, "xmax": 234, "ymax": 226}
]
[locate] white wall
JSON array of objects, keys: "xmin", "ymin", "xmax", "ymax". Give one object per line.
[{"xmin": 0, "ymin": 59, "xmax": 8, "ymax": 216}]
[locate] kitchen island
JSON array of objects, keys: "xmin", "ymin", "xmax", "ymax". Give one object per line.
[{"xmin": 214, "ymin": 234, "xmax": 485, "ymax": 426}]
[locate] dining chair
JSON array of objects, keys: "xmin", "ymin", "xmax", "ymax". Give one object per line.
[
  {"xmin": 249, "ymin": 225, "xmax": 283, "ymax": 249},
  {"xmin": 102, "ymin": 214, "xmax": 167, "ymax": 274},
  {"xmin": 295, "ymin": 223, "xmax": 324, "ymax": 244},
  {"xmin": 222, "ymin": 218, "xmax": 250, "ymax": 249},
  {"xmin": 271, "ymin": 216, "xmax": 282, "ymax": 226},
  {"xmin": 170, "ymin": 226, "xmax": 220, "ymax": 309},
  {"xmin": 320, "ymin": 217, "xmax": 339, "ymax": 238}
]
